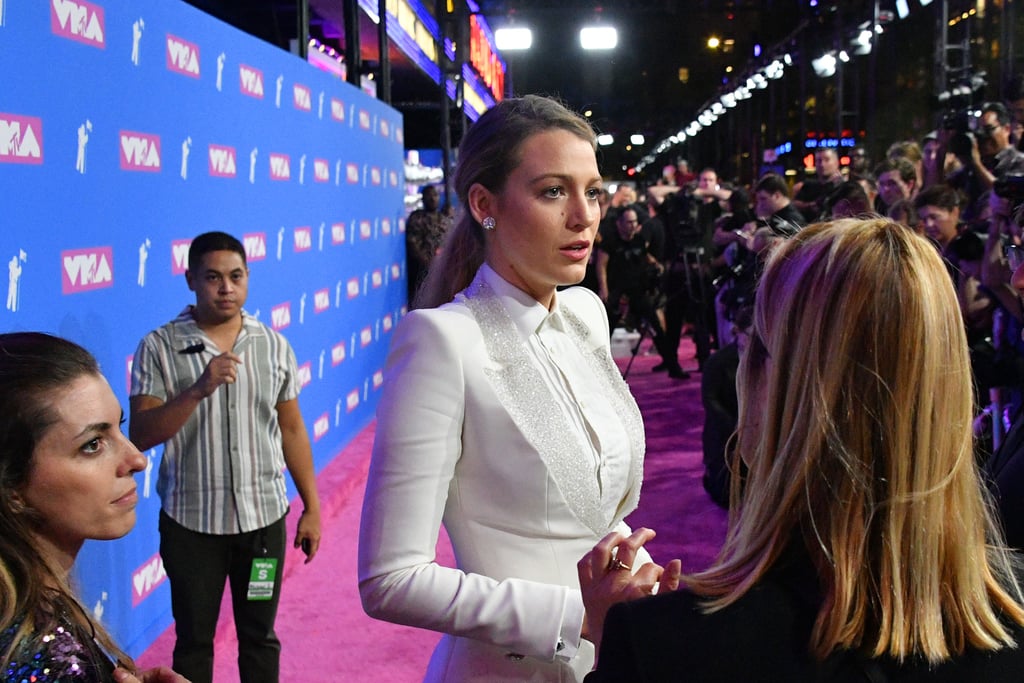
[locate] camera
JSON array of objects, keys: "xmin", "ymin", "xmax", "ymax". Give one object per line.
[
  {"xmin": 936, "ymin": 72, "xmax": 988, "ymax": 157},
  {"xmin": 994, "ymin": 175, "xmax": 1024, "ymax": 201},
  {"xmin": 943, "ymin": 108, "xmax": 982, "ymax": 158}
]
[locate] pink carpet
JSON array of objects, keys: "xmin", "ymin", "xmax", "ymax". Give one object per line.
[{"xmin": 137, "ymin": 338, "xmax": 728, "ymax": 681}]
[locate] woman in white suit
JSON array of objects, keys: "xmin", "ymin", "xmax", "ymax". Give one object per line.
[{"xmin": 357, "ymin": 95, "xmax": 673, "ymax": 681}]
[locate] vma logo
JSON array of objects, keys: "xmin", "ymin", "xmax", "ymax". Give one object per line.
[
  {"xmin": 390, "ymin": 263, "xmax": 401, "ymax": 280},
  {"xmin": 208, "ymin": 144, "xmax": 237, "ymax": 178},
  {"xmin": 313, "ymin": 413, "xmax": 330, "ymax": 441},
  {"xmin": 331, "ymin": 223, "xmax": 345, "ymax": 245},
  {"xmin": 389, "ymin": 170, "xmax": 399, "ymax": 187},
  {"xmin": 131, "ymin": 552, "xmax": 167, "ymax": 607},
  {"xmin": 345, "ymin": 163, "xmax": 359, "ymax": 184},
  {"xmin": 297, "ymin": 361, "xmax": 312, "ymax": 389},
  {"xmin": 370, "ymin": 167, "xmax": 381, "ymax": 186},
  {"xmin": 51, "ymin": 0, "xmax": 105, "ymax": 48},
  {"xmin": 0, "ymin": 114, "xmax": 43, "ymax": 164},
  {"xmin": 359, "ymin": 220, "xmax": 372, "ymax": 240},
  {"xmin": 396, "ymin": 127, "xmax": 404, "ymax": 144},
  {"xmin": 379, "ymin": 119, "xmax": 390, "ymax": 137},
  {"xmin": 383, "ymin": 313, "xmax": 393, "ymax": 333},
  {"xmin": 120, "ymin": 131, "xmax": 161, "ymax": 172},
  {"xmin": 331, "ymin": 342, "xmax": 346, "ymax": 366},
  {"xmin": 239, "ymin": 64, "xmax": 264, "ymax": 98},
  {"xmin": 313, "ymin": 158, "xmax": 329, "ymax": 183},
  {"xmin": 360, "ymin": 326, "xmax": 372, "ymax": 348},
  {"xmin": 381, "ymin": 218, "xmax": 392, "ymax": 236},
  {"xmin": 373, "ymin": 369, "xmax": 384, "ymax": 390},
  {"xmin": 371, "ymin": 270, "xmax": 383, "ymax": 289},
  {"xmin": 314, "ymin": 288, "xmax": 330, "ymax": 313},
  {"xmin": 346, "ymin": 389, "xmax": 360, "ymax": 413},
  {"xmin": 346, "ymin": 277, "xmax": 360, "ymax": 299},
  {"xmin": 358, "ymin": 109, "xmax": 371, "ymax": 130},
  {"xmin": 330, "ymin": 98, "xmax": 345, "ymax": 122},
  {"xmin": 62, "ymin": 246, "xmax": 113, "ymax": 294},
  {"xmin": 293, "ymin": 84, "xmax": 312, "ymax": 111},
  {"xmin": 271, "ymin": 302, "xmax": 291, "ymax": 330},
  {"xmin": 243, "ymin": 232, "xmax": 267, "ymax": 262},
  {"xmin": 171, "ymin": 239, "xmax": 191, "ymax": 275},
  {"xmin": 269, "ymin": 153, "xmax": 290, "ymax": 181},
  {"xmin": 166, "ymin": 34, "xmax": 200, "ymax": 77},
  {"xmin": 293, "ymin": 227, "xmax": 311, "ymax": 252}
]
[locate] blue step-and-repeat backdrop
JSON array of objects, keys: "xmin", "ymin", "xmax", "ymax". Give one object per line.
[{"xmin": 0, "ymin": 0, "xmax": 407, "ymax": 657}]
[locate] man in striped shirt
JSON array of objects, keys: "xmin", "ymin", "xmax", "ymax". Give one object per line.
[{"xmin": 129, "ymin": 231, "xmax": 321, "ymax": 683}]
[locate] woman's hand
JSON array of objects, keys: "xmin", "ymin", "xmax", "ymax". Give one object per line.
[
  {"xmin": 114, "ymin": 666, "xmax": 192, "ymax": 683},
  {"xmin": 577, "ymin": 528, "xmax": 682, "ymax": 651}
]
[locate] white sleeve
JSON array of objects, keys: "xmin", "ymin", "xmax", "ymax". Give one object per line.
[{"xmin": 357, "ymin": 309, "xmax": 579, "ymax": 661}]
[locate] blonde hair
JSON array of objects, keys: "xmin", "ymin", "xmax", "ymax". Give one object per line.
[
  {"xmin": 688, "ymin": 218, "xmax": 1024, "ymax": 663},
  {"xmin": 413, "ymin": 95, "xmax": 596, "ymax": 309}
]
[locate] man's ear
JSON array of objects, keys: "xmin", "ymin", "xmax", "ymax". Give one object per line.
[
  {"xmin": 466, "ymin": 183, "xmax": 495, "ymax": 226},
  {"xmin": 185, "ymin": 269, "xmax": 196, "ymax": 292}
]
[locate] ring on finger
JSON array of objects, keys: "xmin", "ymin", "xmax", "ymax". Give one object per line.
[{"xmin": 608, "ymin": 558, "xmax": 631, "ymax": 572}]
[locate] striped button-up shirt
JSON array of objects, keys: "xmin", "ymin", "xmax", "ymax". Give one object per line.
[{"xmin": 131, "ymin": 307, "xmax": 299, "ymax": 534}]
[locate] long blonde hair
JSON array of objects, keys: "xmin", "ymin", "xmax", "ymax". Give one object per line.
[
  {"xmin": 413, "ymin": 95, "xmax": 596, "ymax": 309},
  {"xmin": 688, "ymin": 218, "xmax": 1024, "ymax": 663}
]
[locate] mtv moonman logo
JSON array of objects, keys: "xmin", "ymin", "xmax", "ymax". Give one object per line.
[
  {"xmin": 76, "ymin": 119, "xmax": 91, "ymax": 173},
  {"xmin": 51, "ymin": 0, "xmax": 105, "ymax": 49},
  {"xmin": 7, "ymin": 250, "xmax": 26, "ymax": 313},
  {"xmin": 138, "ymin": 238, "xmax": 150, "ymax": 287},
  {"xmin": 131, "ymin": 17, "xmax": 144, "ymax": 65},
  {"xmin": 180, "ymin": 136, "xmax": 191, "ymax": 179}
]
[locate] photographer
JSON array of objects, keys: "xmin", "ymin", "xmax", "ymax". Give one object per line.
[
  {"xmin": 949, "ymin": 103, "xmax": 1024, "ymax": 215},
  {"xmin": 596, "ymin": 205, "xmax": 688, "ymax": 379},
  {"xmin": 983, "ymin": 189, "xmax": 1024, "ymax": 549},
  {"xmin": 752, "ymin": 173, "xmax": 806, "ymax": 237}
]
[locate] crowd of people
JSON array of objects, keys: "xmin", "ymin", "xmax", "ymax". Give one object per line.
[{"xmin": 11, "ymin": 89, "xmax": 1024, "ymax": 682}]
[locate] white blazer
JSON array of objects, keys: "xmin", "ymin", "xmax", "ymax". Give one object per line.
[{"xmin": 358, "ymin": 267, "xmax": 646, "ymax": 682}]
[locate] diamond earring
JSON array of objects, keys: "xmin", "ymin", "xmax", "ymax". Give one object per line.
[{"xmin": 481, "ymin": 216, "xmax": 496, "ymax": 230}]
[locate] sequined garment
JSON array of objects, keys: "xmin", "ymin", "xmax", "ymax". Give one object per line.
[{"xmin": 1, "ymin": 618, "xmax": 115, "ymax": 682}]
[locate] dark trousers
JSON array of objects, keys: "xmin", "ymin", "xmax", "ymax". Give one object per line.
[{"xmin": 160, "ymin": 511, "xmax": 286, "ymax": 683}]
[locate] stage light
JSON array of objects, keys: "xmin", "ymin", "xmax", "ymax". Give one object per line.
[
  {"xmin": 812, "ymin": 52, "xmax": 836, "ymax": 77},
  {"xmin": 495, "ymin": 27, "xmax": 532, "ymax": 50},
  {"xmin": 630, "ymin": 133, "xmax": 645, "ymax": 145},
  {"xmin": 711, "ymin": 102, "xmax": 725, "ymax": 115},
  {"xmin": 580, "ymin": 26, "xmax": 617, "ymax": 50},
  {"xmin": 707, "ymin": 36, "xmax": 721, "ymax": 49},
  {"xmin": 721, "ymin": 92, "xmax": 737, "ymax": 108},
  {"xmin": 597, "ymin": 133, "xmax": 614, "ymax": 146}
]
